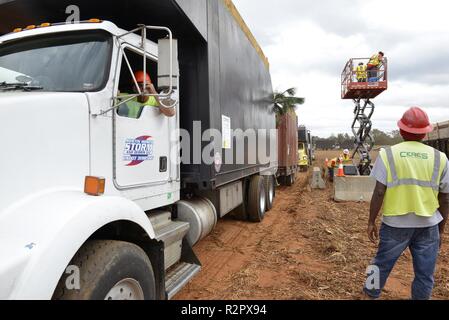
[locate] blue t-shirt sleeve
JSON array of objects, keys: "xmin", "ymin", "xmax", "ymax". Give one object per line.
[{"xmin": 370, "ymin": 156, "xmax": 387, "ymax": 186}]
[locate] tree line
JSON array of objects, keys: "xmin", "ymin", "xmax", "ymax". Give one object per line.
[{"xmin": 313, "ymin": 129, "xmax": 403, "ymax": 150}]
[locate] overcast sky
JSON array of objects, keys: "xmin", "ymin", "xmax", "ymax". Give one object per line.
[{"xmin": 233, "ymin": 0, "xmax": 449, "ymax": 137}]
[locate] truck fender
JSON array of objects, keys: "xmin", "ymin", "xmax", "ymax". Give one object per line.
[{"xmin": 0, "ymin": 189, "xmax": 156, "ymax": 300}]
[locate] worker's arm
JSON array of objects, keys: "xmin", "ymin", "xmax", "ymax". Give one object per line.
[
  {"xmin": 439, "ymin": 193, "xmax": 449, "ymax": 249},
  {"xmin": 439, "ymin": 159, "xmax": 449, "ymax": 246},
  {"xmin": 368, "ymin": 182, "xmax": 387, "ymax": 243},
  {"xmin": 439, "ymin": 193, "xmax": 449, "ymax": 235},
  {"xmin": 146, "ymin": 83, "xmax": 176, "ymax": 118}
]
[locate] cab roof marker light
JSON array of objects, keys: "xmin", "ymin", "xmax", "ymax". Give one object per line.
[
  {"xmin": 39, "ymin": 22, "xmax": 51, "ymax": 28},
  {"xmin": 13, "ymin": 28, "xmax": 22, "ymax": 33},
  {"xmin": 25, "ymin": 25, "xmax": 36, "ymax": 30}
]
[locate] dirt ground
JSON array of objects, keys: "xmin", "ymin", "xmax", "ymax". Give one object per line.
[{"xmin": 175, "ymin": 150, "xmax": 449, "ymax": 300}]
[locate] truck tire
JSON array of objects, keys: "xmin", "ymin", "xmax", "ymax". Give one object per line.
[
  {"xmin": 264, "ymin": 175, "xmax": 275, "ymax": 211},
  {"xmin": 247, "ymin": 175, "xmax": 266, "ymax": 222},
  {"xmin": 53, "ymin": 240, "xmax": 156, "ymax": 300}
]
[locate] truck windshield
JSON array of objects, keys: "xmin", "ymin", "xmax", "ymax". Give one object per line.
[{"xmin": 0, "ymin": 31, "xmax": 112, "ymax": 92}]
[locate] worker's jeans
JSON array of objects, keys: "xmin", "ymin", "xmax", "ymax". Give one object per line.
[{"xmin": 363, "ymin": 223, "xmax": 440, "ymax": 300}]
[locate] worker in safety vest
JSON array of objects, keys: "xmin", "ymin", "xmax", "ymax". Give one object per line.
[
  {"xmin": 327, "ymin": 157, "xmax": 339, "ymax": 182},
  {"xmin": 363, "ymin": 107, "xmax": 449, "ymax": 300},
  {"xmin": 367, "ymin": 51, "xmax": 384, "ymax": 81},
  {"xmin": 340, "ymin": 149, "xmax": 352, "ymax": 164},
  {"xmin": 118, "ymin": 71, "xmax": 175, "ymax": 118},
  {"xmin": 354, "ymin": 62, "xmax": 367, "ymax": 82}
]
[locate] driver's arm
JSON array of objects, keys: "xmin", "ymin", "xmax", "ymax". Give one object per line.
[{"xmin": 146, "ymin": 83, "xmax": 176, "ymax": 118}]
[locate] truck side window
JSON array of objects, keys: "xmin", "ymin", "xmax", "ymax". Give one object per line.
[{"xmin": 116, "ymin": 48, "xmax": 158, "ymax": 119}]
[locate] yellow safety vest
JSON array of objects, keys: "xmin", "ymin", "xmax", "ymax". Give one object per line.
[
  {"xmin": 380, "ymin": 141, "xmax": 447, "ymax": 217},
  {"xmin": 368, "ymin": 54, "xmax": 382, "ymax": 67},
  {"xmin": 355, "ymin": 65, "xmax": 367, "ymax": 79},
  {"xmin": 118, "ymin": 93, "xmax": 158, "ymax": 119}
]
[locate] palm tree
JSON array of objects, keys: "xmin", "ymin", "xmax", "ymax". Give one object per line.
[{"xmin": 273, "ymin": 87, "xmax": 305, "ymax": 115}]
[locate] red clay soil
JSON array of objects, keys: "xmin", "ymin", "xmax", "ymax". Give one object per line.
[{"xmin": 175, "ymin": 151, "xmax": 449, "ymax": 300}]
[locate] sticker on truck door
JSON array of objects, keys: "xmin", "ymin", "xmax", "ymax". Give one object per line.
[{"xmin": 123, "ymin": 136, "xmax": 154, "ymax": 166}]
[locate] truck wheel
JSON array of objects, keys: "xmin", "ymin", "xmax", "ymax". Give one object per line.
[
  {"xmin": 248, "ymin": 175, "xmax": 266, "ymax": 222},
  {"xmin": 264, "ymin": 175, "xmax": 275, "ymax": 211},
  {"xmin": 53, "ymin": 240, "xmax": 156, "ymax": 300}
]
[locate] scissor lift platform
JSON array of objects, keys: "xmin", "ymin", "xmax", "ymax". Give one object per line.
[
  {"xmin": 341, "ymin": 57, "xmax": 388, "ymax": 100},
  {"xmin": 341, "ymin": 57, "xmax": 388, "ymax": 175},
  {"xmin": 342, "ymin": 81, "xmax": 388, "ymax": 99}
]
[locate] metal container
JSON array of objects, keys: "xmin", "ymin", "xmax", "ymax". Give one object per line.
[
  {"xmin": 176, "ymin": 197, "xmax": 217, "ymax": 246},
  {"xmin": 277, "ymin": 113, "xmax": 298, "ymax": 177}
]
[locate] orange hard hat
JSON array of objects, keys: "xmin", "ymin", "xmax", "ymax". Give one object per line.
[
  {"xmin": 397, "ymin": 107, "xmax": 433, "ymax": 134},
  {"xmin": 134, "ymin": 71, "xmax": 151, "ymax": 84}
]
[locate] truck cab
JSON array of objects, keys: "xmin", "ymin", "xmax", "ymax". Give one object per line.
[
  {"xmin": 298, "ymin": 142, "xmax": 309, "ymax": 171},
  {"xmin": 0, "ymin": 20, "xmax": 204, "ymax": 300},
  {"xmin": 0, "ymin": 12, "xmax": 277, "ymax": 300}
]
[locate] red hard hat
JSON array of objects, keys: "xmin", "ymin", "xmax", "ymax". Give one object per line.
[
  {"xmin": 134, "ymin": 71, "xmax": 151, "ymax": 84},
  {"xmin": 397, "ymin": 107, "xmax": 433, "ymax": 134}
]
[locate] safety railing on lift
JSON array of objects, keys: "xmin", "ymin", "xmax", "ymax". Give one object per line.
[{"xmin": 341, "ymin": 57, "xmax": 388, "ymax": 98}]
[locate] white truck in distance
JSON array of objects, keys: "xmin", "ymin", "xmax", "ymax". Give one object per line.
[{"xmin": 0, "ymin": 18, "xmax": 276, "ymax": 300}]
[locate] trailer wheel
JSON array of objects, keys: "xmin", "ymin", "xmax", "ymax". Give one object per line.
[
  {"xmin": 248, "ymin": 175, "xmax": 266, "ymax": 222},
  {"xmin": 264, "ymin": 175, "xmax": 275, "ymax": 211},
  {"xmin": 53, "ymin": 240, "xmax": 156, "ymax": 300}
]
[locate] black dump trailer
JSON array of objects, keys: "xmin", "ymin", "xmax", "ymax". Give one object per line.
[{"xmin": 0, "ymin": 0, "xmax": 276, "ymax": 216}]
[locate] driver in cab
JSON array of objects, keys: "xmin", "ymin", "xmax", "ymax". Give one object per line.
[{"xmin": 118, "ymin": 71, "xmax": 175, "ymax": 118}]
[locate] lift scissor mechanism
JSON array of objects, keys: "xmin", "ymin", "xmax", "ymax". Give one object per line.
[
  {"xmin": 341, "ymin": 57, "xmax": 388, "ymax": 175},
  {"xmin": 352, "ymin": 98, "xmax": 375, "ymax": 175}
]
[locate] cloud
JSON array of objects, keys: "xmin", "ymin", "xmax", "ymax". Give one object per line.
[{"xmin": 233, "ymin": 0, "xmax": 449, "ymax": 137}]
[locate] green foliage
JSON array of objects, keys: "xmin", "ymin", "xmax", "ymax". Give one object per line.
[{"xmin": 273, "ymin": 87, "xmax": 305, "ymax": 116}]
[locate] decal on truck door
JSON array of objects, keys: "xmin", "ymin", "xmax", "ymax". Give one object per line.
[{"xmin": 123, "ymin": 136, "xmax": 154, "ymax": 166}]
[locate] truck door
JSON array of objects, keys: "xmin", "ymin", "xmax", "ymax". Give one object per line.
[{"xmin": 113, "ymin": 46, "xmax": 171, "ymax": 189}]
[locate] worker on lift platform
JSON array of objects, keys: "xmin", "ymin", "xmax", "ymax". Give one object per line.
[
  {"xmin": 354, "ymin": 62, "xmax": 367, "ymax": 82},
  {"xmin": 367, "ymin": 51, "xmax": 384, "ymax": 82}
]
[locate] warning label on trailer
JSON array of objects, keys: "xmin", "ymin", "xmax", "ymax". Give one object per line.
[
  {"xmin": 124, "ymin": 136, "xmax": 154, "ymax": 166},
  {"xmin": 222, "ymin": 115, "xmax": 232, "ymax": 149}
]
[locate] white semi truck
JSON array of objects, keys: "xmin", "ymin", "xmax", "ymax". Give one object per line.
[{"xmin": 0, "ymin": 0, "xmax": 276, "ymax": 300}]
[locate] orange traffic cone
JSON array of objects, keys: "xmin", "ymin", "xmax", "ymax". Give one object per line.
[{"xmin": 336, "ymin": 163, "xmax": 345, "ymax": 177}]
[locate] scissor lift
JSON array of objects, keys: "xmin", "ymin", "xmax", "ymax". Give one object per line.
[{"xmin": 341, "ymin": 57, "xmax": 388, "ymax": 175}]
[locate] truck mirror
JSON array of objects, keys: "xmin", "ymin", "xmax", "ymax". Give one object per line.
[{"xmin": 158, "ymin": 38, "xmax": 179, "ymax": 91}]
